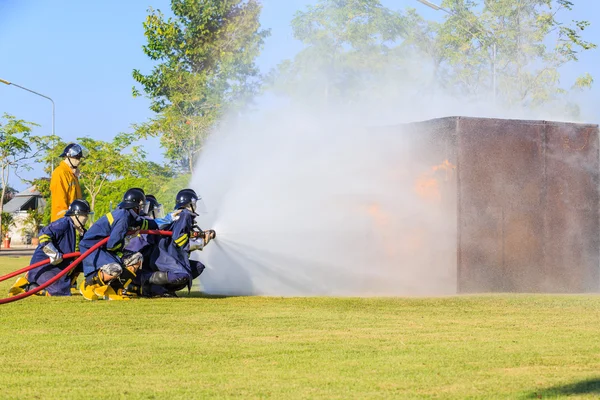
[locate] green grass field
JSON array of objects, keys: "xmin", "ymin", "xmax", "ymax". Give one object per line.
[{"xmin": 1, "ymin": 256, "xmax": 600, "ymax": 399}]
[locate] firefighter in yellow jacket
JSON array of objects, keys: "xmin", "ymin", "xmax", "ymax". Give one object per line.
[{"xmin": 50, "ymin": 143, "xmax": 85, "ymax": 222}]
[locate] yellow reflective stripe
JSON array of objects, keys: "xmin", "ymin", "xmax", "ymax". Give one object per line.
[
  {"xmin": 39, "ymin": 235, "xmax": 52, "ymax": 243},
  {"xmin": 174, "ymin": 234, "xmax": 189, "ymax": 246},
  {"xmin": 106, "ymin": 212, "xmax": 114, "ymax": 226},
  {"xmin": 141, "ymin": 219, "xmax": 148, "ymax": 230},
  {"xmin": 107, "ymin": 243, "xmax": 122, "ymax": 251}
]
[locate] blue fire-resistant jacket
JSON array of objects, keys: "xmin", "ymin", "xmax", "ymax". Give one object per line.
[
  {"xmin": 80, "ymin": 208, "xmax": 158, "ymax": 277},
  {"xmin": 28, "ymin": 217, "xmax": 85, "ymax": 296},
  {"xmin": 30, "ymin": 217, "xmax": 82, "ymax": 267},
  {"xmin": 149, "ymin": 209, "xmax": 195, "ymax": 286}
]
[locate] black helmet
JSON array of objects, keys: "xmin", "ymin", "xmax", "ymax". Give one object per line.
[
  {"xmin": 146, "ymin": 195, "xmax": 159, "ymax": 211},
  {"xmin": 60, "ymin": 143, "xmax": 87, "ymax": 159},
  {"xmin": 175, "ymin": 189, "xmax": 198, "ymax": 210},
  {"xmin": 65, "ymin": 199, "xmax": 92, "ymax": 216},
  {"xmin": 118, "ymin": 188, "xmax": 146, "ymax": 210},
  {"xmin": 130, "ymin": 187, "xmax": 145, "ymax": 195}
]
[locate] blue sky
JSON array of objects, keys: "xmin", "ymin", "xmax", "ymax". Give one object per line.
[{"xmin": 1, "ymin": 0, "xmax": 598, "ymax": 190}]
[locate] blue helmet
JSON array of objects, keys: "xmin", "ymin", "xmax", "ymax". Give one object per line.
[
  {"xmin": 60, "ymin": 143, "xmax": 87, "ymax": 159},
  {"xmin": 118, "ymin": 188, "xmax": 146, "ymax": 211},
  {"xmin": 174, "ymin": 189, "xmax": 198, "ymax": 210}
]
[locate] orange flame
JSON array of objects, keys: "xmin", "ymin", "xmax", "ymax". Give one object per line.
[{"xmin": 414, "ymin": 159, "xmax": 455, "ymax": 202}]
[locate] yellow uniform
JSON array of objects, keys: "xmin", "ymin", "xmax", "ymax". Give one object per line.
[{"xmin": 50, "ymin": 161, "xmax": 82, "ymax": 222}]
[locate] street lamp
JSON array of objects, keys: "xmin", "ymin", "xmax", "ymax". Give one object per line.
[
  {"xmin": 415, "ymin": 0, "xmax": 498, "ymax": 101},
  {"xmin": 0, "ymin": 78, "xmax": 56, "ymax": 172}
]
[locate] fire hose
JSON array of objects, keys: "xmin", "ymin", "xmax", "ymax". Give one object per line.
[
  {"xmin": 0, "ymin": 230, "xmax": 172, "ymax": 305},
  {"xmin": 0, "ymin": 253, "xmax": 80, "ymax": 283}
]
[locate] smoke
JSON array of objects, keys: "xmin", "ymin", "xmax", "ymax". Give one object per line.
[
  {"xmin": 186, "ymin": 2, "xmax": 598, "ymax": 296},
  {"xmin": 190, "ymin": 103, "xmax": 457, "ymax": 296}
]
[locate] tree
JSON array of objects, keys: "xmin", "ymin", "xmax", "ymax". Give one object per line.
[
  {"xmin": 20, "ymin": 209, "xmax": 44, "ymax": 240},
  {"xmin": 92, "ymin": 164, "xmax": 178, "ymax": 217},
  {"xmin": 1, "ymin": 212, "xmax": 14, "ymax": 236},
  {"xmin": 275, "ymin": 0, "xmax": 595, "ymax": 116},
  {"xmin": 77, "ymin": 134, "xmax": 145, "ymax": 222},
  {"xmin": 132, "ymin": 0, "xmax": 270, "ymax": 174},
  {"xmin": 0, "ymin": 114, "xmax": 42, "ymax": 246},
  {"xmin": 0, "ymin": 184, "xmax": 18, "ymax": 204},
  {"xmin": 272, "ymin": 0, "xmax": 406, "ymax": 107},
  {"xmin": 416, "ymin": 0, "xmax": 596, "ymax": 110},
  {"xmin": 30, "ymin": 177, "xmax": 52, "ymax": 226}
]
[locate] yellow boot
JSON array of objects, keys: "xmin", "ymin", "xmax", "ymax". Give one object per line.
[
  {"xmin": 79, "ymin": 280, "xmax": 99, "ymax": 301},
  {"xmin": 8, "ymin": 276, "xmax": 30, "ymax": 297},
  {"xmin": 100, "ymin": 286, "xmax": 130, "ymax": 301}
]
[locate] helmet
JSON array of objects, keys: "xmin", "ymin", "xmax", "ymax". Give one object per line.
[
  {"xmin": 175, "ymin": 189, "xmax": 198, "ymax": 210},
  {"xmin": 65, "ymin": 199, "xmax": 93, "ymax": 216},
  {"xmin": 60, "ymin": 143, "xmax": 87, "ymax": 159},
  {"xmin": 175, "ymin": 188, "xmax": 207, "ymax": 213},
  {"xmin": 143, "ymin": 194, "xmax": 164, "ymax": 219},
  {"xmin": 130, "ymin": 187, "xmax": 145, "ymax": 195},
  {"xmin": 118, "ymin": 188, "xmax": 146, "ymax": 210}
]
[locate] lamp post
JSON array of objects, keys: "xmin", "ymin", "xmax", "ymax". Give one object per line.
[
  {"xmin": 0, "ymin": 78, "xmax": 56, "ymax": 172},
  {"xmin": 416, "ymin": 0, "xmax": 498, "ymax": 101}
]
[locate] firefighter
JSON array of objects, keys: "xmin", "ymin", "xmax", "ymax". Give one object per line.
[
  {"xmin": 118, "ymin": 194, "xmax": 164, "ymax": 296},
  {"xmin": 50, "ymin": 143, "xmax": 85, "ymax": 222},
  {"xmin": 78, "ymin": 188, "xmax": 158, "ymax": 300},
  {"xmin": 8, "ymin": 199, "xmax": 92, "ymax": 297},
  {"xmin": 133, "ymin": 189, "xmax": 215, "ymax": 297}
]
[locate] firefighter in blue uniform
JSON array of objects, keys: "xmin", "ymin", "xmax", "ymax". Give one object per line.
[
  {"xmin": 78, "ymin": 188, "xmax": 158, "ymax": 300},
  {"xmin": 119, "ymin": 194, "xmax": 164, "ymax": 296},
  {"xmin": 136, "ymin": 189, "xmax": 216, "ymax": 297},
  {"xmin": 8, "ymin": 199, "xmax": 92, "ymax": 297}
]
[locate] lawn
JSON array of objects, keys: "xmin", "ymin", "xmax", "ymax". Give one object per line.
[{"xmin": 0, "ymin": 256, "xmax": 599, "ymax": 399}]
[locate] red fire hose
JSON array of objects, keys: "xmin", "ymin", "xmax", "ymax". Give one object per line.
[
  {"xmin": 0, "ymin": 253, "xmax": 80, "ymax": 283},
  {"xmin": 0, "ymin": 230, "xmax": 172, "ymax": 305}
]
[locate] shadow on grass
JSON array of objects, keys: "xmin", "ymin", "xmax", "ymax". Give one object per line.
[{"xmin": 528, "ymin": 378, "xmax": 600, "ymax": 398}]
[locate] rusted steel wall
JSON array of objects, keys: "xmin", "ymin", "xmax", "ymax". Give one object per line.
[
  {"xmin": 388, "ymin": 117, "xmax": 599, "ymax": 293},
  {"xmin": 452, "ymin": 117, "xmax": 599, "ymax": 293}
]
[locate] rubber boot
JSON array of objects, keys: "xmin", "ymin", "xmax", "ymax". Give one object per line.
[{"xmin": 8, "ymin": 276, "xmax": 30, "ymax": 297}]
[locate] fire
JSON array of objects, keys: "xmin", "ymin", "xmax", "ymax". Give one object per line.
[{"xmin": 414, "ymin": 159, "xmax": 455, "ymax": 202}]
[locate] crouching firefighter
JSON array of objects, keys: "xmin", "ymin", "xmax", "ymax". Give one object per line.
[
  {"xmin": 118, "ymin": 194, "xmax": 164, "ymax": 297},
  {"xmin": 130, "ymin": 189, "xmax": 215, "ymax": 297},
  {"xmin": 8, "ymin": 200, "xmax": 92, "ymax": 297},
  {"xmin": 78, "ymin": 188, "xmax": 157, "ymax": 300}
]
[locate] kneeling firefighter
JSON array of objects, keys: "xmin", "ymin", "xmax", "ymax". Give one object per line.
[
  {"xmin": 8, "ymin": 200, "xmax": 91, "ymax": 297},
  {"xmin": 78, "ymin": 188, "xmax": 158, "ymax": 300},
  {"xmin": 131, "ymin": 189, "xmax": 215, "ymax": 297}
]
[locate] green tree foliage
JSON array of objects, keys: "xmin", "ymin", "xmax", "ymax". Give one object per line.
[
  {"xmin": 0, "ymin": 114, "xmax": 43, "ymax": 245},
  {"xmin": 92, "ymin": 172, "xmax": 186, "ymax": 218},
  {"xmin": 77, "ymin": 134, "xmax": 146, "ymax": 221},
  {"xmin": 20, "ymin": 208, "xmax": 44, "ymax": 238},
  {"xmin": 274, "ymin": 0, "xmax": 595, "ymax": 114},
  {"xmin": 30, "ymin": 177, "xmax": 51, "ymax": 226},
  {"xmin": 273, "ymin": 0, "xmax": 406, "ymax": 106},
  {"xmin": 1, "ymin": 211, "xmax": 15, "ymax": 237},
  {"xmin": 429, "ymin": 0, "xmax": 597, "ymax": 109},
  {"xmin": 133, "ymin": 0, "xmax": 269, "ymax": 174}
]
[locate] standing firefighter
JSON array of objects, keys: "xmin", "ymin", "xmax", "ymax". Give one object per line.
[
  {"xmin": 134, "ymin": 189, "xmax": 215, "ymax": 297},
  {"xmin": 50, "ymin": 143, "xmax": 85, "ymax": 222},
  {"xmin": 78, "ymin": 188, "xmax": 157, "ymax": 300},
  {"xmin": 8, "ymin": 200, "xmax": 92, "ymax": 297}
]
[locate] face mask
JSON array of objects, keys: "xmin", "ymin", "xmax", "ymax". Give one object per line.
[
  {"xmin": 66, "ymin": 157, "xmax": 81, "ymax": 169},
  {"xmin": 71, "ymin": 215, "xmax": 88, "ymax": 231}
]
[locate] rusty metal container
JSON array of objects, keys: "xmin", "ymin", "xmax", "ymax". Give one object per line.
[{"xmin": 381, "ymin": 117, "xmax": 599, "ymax": 293}]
